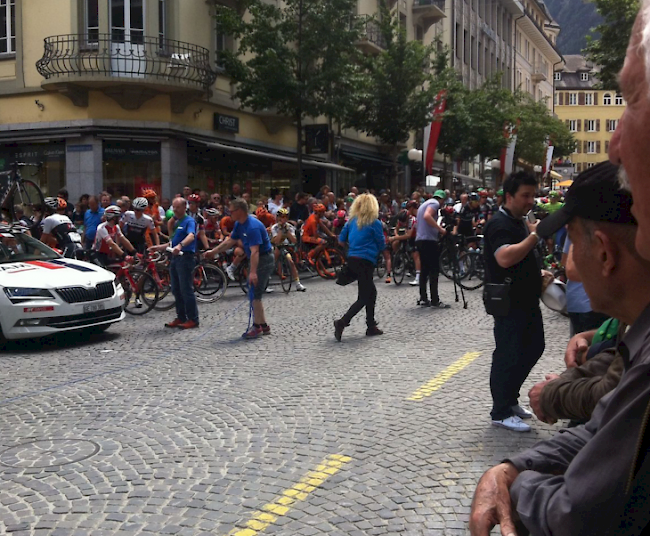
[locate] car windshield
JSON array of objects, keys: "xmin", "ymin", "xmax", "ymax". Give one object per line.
[{"xmin": 0, "ymin": 231, "xmax": 60, "ymax": 263}]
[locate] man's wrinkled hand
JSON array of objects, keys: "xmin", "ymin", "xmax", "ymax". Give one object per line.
[
  {"xmin": 528, "ymin": 379, "xmax": 558, "ymax": 424},
  {"xmin": 469, "ymin": 463, "xmax": 520, "ymax": 536},
  {"xmin": 565, "ymin": 334, "xmax": 590, "ymax": 368}
]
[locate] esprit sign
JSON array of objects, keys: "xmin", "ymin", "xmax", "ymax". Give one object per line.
[{"xmin": 214, "ymin": 113, "xmax": 239, "ymax": 133}]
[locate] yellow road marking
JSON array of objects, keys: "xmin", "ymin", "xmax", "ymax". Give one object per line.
[
  {"xmin": 407, "ymin": 351, "xmax": 481, "ymax": 401},
  {"xmin": 227, "ymin": 454, "xmax": 352, "ymax": 536}
]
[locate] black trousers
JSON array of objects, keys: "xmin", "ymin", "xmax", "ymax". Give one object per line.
[
  {"xmin": 490, "ymin": 305, "xmax": 545, "ymax": 420},
  {"xmin": 340, "ymin": 256, "xmax": 377, "ymax": 327},
  {"xmin": 415, "ymin": 240, "xmax": 441, "ymax": 303}
]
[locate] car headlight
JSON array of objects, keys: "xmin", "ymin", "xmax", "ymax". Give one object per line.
[{"xmin": 4, "ymin": 288, "xmax": 54, "ymax": 301}]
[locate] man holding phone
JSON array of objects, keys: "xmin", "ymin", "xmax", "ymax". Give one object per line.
[{"xmin": 483, "ymin": 171, "xmax": 545, "ymax": 432}]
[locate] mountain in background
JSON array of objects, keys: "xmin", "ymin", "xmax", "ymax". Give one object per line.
[{"xmin": 544, "ymin": 0, "xmax": 602, "ymax": 55}]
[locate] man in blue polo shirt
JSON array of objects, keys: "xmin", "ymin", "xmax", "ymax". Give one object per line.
[
  {"xmin": 83, "ymin": 195, "xmax": 104, "ymax": 250},
  {"xmin": 207, "ymin": 198, "xmax": 274, "ymax": 339},
  {"xmin": 150, "ymin": 197, "xmax": 198, "ymax": 330}
]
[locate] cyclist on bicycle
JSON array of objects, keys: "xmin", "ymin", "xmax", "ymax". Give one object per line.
[
  {"xmin": 389, "ymin": 201, "xmax": 421, "ymax": 286},
  {"xmin": 92, "ymin": 205, "xmax": 137, "ymax": 266},
  {"xmin": 255, "ymin": 206, "xmax": 276, "ymax": 229},
  {"xmin": 187, "ymin": 194, "xmax": 210, "ymax": 251},
  {"xmin": 204, "ymin": 207, "xmax": 222, "ymax": 246},
  {"xmin": 271, "ymin": 208, "xmax": 306, "ymax": 292},
  {"xmin": 303, "ymin": 203, "xmax": 336, "ymax": 265},
  {"xmin": 121, "ymin": 197, "xmax": 159, "ymax": 254},
  {"xmin": 40, "ymin": 197, "xmax": 84, "ymax": 259},
  {"xmin": 453, "ymin": 192, "xmax": 484, "ymax": 247},
  {"xmin": 142, "ymin": 189, "xmax": 163, "ymax": 240}
]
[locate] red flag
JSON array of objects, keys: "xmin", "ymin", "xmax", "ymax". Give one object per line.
[{"xmin": 424, "ymin": 90, "xmax": 447, "ymax": 173}]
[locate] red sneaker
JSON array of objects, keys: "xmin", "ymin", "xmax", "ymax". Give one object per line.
[
  {"xmin": 242, "ymin": 325, "xmax": 263, "ymax": 339},
  {"xmin": 178, "ymin": 320, "xmax": 199, "ymax": 330},
  {"xmin": 165, "ymin": 318, "xmax": 183, "ymax": 328},
  {"xmin": 262, "ymin": 325, "xmax": 270, "ymax": 335}
]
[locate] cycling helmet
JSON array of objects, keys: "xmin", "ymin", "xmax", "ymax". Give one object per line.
[
  {"xmin": 336, "ymin": 210, "xmax": 346, "ymax": 219},
  {"xmin": 205, "ymin": 207, "xmax": 221, "ymax": 218},
  {"xmin": 44, "ymin": 197, "xmax": 60, "ymax": 210},
  {"xmin": 132, "ymin": 197, "xmax": 149, "ymax": 210},
  {"xmin": 401, "ymin": 201, "xmax": 408, "ymax": 209},
  {"xmin": 313, "ymin": 203, "xmax": 326, "ymax": 214},
  {"xmin": 188, "ymin": 194, "xmax": 201, "ymax": 204},
  {"xmin": 142, "ymin": 189, "xmax": 157, "ymax": 200},
  {"xmin": 276, "ymin": 208, "xmax": 289, "ymax": 218},
  {"xmin": 443, "ymin": 206, "xmax": 455, "ymax": 216},
  {"xmin": 469, "ymin": 192, "xmax": 480, "ymax": 202},
  {"xmin": 405, "ymin": 200, "xmax": 418, "ymax": 210},
  {"xmin": 104, "ymin": 205, "xmax": 122, "ymax": 220},
  {"xmin": 397, "ymin": 210, "xmax": 408, "ymax": 223}
]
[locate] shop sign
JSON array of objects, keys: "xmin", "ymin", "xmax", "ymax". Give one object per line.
[
  {"xmin": 103, "ymin": 142, "xmax": 161, "ymax": 162},
  {"xmin": 67, "ymin": 144, "xmax": 93, "ymax": 153},
  {"xmin": 214, "ymin": 113, "xmax": 239, "ymax": 133},
  {"xmin": 0, "ymin": 143, "xmax": 66, "ymax": 168},
  {"xmin": 305, "ymin": 125, "xmax": 329, "ymax": 155}
]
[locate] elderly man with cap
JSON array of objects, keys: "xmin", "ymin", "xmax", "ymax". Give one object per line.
[
  {"xmin": 470, "ymin": 161, "xmax": 650, "ymax": 536},
  {"xmin": 415, "ymin": 189, "xmax": 449, "ymax": 308}
]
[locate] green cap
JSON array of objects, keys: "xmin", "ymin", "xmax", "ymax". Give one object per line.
[
  {"xmin": 477, "ymin": 188, "xmax": 485, "ymax": 192},
  {"xmin": 433, "ymin": 190, "xmax": 446, "ymax": 199},
  {"xmin": 497, "ymin": 189, "xmax": 504, "ymax": 196},
  {"xmin": 549, "ymin": 190, "xmax": 560, "ymax": 198}
]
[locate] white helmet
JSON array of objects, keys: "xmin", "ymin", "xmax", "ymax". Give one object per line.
[
  {"xmin": 104, "ymin": 205, "xmax": 122, "ymax": 220},
  {"xmin": 541, "ymin": 279, "xmax": 567, "ymax": 314},
  {"xmin": 132, "ymin": 197, "xmax": 149, "ymax": 210}
]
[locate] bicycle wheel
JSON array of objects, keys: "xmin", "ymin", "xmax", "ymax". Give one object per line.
[
  {"xmin": 375, "ymin": 254, "xmax": 387, "ymax": 279},
  {"xmin": 11, "ymin": 179, "xmax": 45, "ymax": 228},
  {"xmin": 120, "ymin": 269, "xmax": 159, "ymax": 315},
  {"xmin": 392, "ymin": 252, "xmax": 406, "ymax": 286},
  {"xmin": 194, "ymin": 262, "xmax": 227, "ymax": 303},
  {"xmin": 439, "ymin": 248, "xmax": 454, "ymax": 280},
  {"xmin": 316, "ymin": 248, "xmax": 345, "ymax": 279},
  {"xmin": 460, "ymin": 251, "xmax": 486, "ymax": 291},
  {"xmin": 277, "ymin": 255, "xmax": 292, "ymax": 293},
  {"xmin": 153, "ymin": 266, "xmax": 175, "ymax": 311}
]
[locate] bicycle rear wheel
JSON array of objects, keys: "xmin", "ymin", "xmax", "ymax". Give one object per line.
[
  {"xmin": 439, "ymin": 248, "xmax": 454, "ymax": 280},
  {"xmin": 277, "ymin": 255, "xmax": 292, "ymax": 293},
  {"xmin": 194, "ymin": 262, "xmax": 227, "ymax": 303},
  {"xmin": 11, "ymin": 179, "xmax": 45, "ymax": 229},
  {"xmin": 120, "ymin": 269, "xmax": 159, "ymax": 315},
  {"xmin": 316, "ymin": 248, "xmax": 345, "ymax": 279},
  {"xmin": 392, "ymin": 252, "xmax": 406, "ymax": 285},
  {"xmin": 460, "ymin": 251, "xmax": 486, "ymax": 290},
  {"xmin": 153, "ymin": 266, "xmax": 175, "ymax": 311}
]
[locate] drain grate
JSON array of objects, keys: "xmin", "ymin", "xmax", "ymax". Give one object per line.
[{"xmin": 0, "ymin": 439, "xmax": 100, "ymax": 468}]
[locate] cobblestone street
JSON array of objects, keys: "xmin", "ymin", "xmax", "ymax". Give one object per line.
[{"xmin": 0, "ymin": 276, "xmax": 568, "ymax": 536}]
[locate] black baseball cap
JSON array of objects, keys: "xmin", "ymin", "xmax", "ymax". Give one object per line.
[{"xmin": 537, "ymin": 161, "xmax": 635, "ymax": 239}]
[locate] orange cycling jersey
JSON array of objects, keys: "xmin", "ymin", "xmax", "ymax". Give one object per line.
[
  {"xmin": 257, "ymin": 212, "xmax": 276, "ymax": 229},
  {"xmin": 144, "ymin": 204, "xmax": 162, "ymax": 247},
  {"xmin": 302, "ymin": 214, "xmax": 323, "ymax": 244},
  {"xmin": 220, "ymin": 216, "xmax": 234, "ymax": 234}
]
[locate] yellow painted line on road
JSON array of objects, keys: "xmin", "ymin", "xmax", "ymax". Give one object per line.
[
  {"xmin": 407, "ymin": 351, "xmax": 481, "ymax": 401},
  {"xmin": 227, "ymin": 454, "xmax": 353, "ymax": 536}
]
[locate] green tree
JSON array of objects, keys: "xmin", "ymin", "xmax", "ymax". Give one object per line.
[
  {"xmin": 348, "ymin": 0, "xmax": 442, "ymax": 193},
  {"xmin": 513, "ymin": 93, "xmax": 575, "ymax": 166},
  {"xmin": 215, "ymin": 0, "xmax": 363, "ymax": 185},
  {"xmin": 584, "ymin": 0, "xmax": 639, "ymax": 90}
]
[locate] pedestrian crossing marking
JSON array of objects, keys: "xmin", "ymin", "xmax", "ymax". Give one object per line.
[
  {"xmin": 227, "ymin": 454, "xmax": 352, "ymax": 536},
  {"xmin": 407, "ymin": 352, "xmax": 481, "ymax": 401}
]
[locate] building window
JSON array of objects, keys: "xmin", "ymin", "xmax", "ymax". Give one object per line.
[
  {"xmin": 455, "ymin": 23, "xmax": 461, "ymax": 58},
  {"xmin": 471, "ymin": 35, "xmax": 476, "ymax": 69},
  {"xmin": 464, "ymin": 30, "xmax": 469, "ymax": 65},
  {"xmin": 608, "ymin": 119, "xmax": 619, "ymax": 131},
  {"xmin": 585, "ymin": 93, "xmax": 593, "ymax": 105},
  {"xmin": 581, "ymin": 72, "xmax": 589, "ymax": 81},
  {"xmin": 158, "ymin": 0, "xmax": 166, "ymax": 45},
  {"xmin": 587, "ymin": 141, "xmax": 597, "ymax": 154},
  {"xmin": 0, "ymin": 0, "xmax": 16, "ymax": 54},
  {"xmin": 103, "ymin": 141, "xmax": 162, "ymax": 199},
  {"xmin": 587, "ymin": 162, "xmax": 596, "ymax": 168},
  {"xmin": 569, "ymin": 93, "xmax": 577, "ymax": 105},
  {"xmin": 603, "ymin": 93, "xmax": 612, "ymax": 105},
  {"xmin": 569, "ymin": 120, "xmax": 577, "ymax": 132},
  {"xmin": 586, "ymin": 120, "xmax": 596, "ymax": 131},
  {"xmin": 615, "ymin": 94, "xmax": 624, "ymax": 105},
  {"xmin": 478, "ymin": 40, "xmax": 483, "ymax": 74}
]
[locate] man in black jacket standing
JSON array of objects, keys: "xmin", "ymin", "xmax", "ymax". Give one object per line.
[{"xmin": 483, "ymin": 171, "xmax": 542, "ymax": 432}]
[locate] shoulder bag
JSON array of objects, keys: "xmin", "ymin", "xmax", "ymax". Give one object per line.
[{"xmin": 483, "ymin": 277, "xmax": 512, "ymax": 316}]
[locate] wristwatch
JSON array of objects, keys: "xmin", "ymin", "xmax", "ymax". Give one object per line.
[{"xmin": 530, "ymin": 231, "xmax": 538, "ymax": 239}]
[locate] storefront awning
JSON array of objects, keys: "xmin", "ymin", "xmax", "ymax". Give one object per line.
[{"xmin": 188, "ymin": 138, "xmax": 354, "ymax": 172}]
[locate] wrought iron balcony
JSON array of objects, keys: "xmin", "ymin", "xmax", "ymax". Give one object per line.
[
  {"xmin": 355, "ymin": 18, "xmax": 386, "ymax": 55},
  {"xmin": 36, "ymin": 34, "xmax": 217, "ymax": 111},
  {"xmin": 413, "ymin": 0, "xmax": 446, "ymax": 30}
]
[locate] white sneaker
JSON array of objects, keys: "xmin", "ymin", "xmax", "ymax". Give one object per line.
[
  {"xmin": 265, "ymin": 287, "xmax": 274, "ymax": 293},
  {"xmin": 511, "ymin": 404, "xmax": 534, "ymax": 420},
  {"xmin": 226, "ymin": 264, "xmax": 237, "ymax": 281},
  {"xmin": 295, "ymin": 282, "xmax": 307, "ymax": 292},
  {"xmin": 491, "ymin": 415, "xmax": 531, "ymax": 432},
  {"xmin": 409, "ymin": 277, "xmax": 420, "ymax": 286}
]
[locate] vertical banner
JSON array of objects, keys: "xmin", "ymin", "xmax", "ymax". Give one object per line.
[
  {"xmin": 544, "ymin": 145, "xmax": 554, "ymax": 176},
  {"xmin": 424, "ymin": 90, "xmax": 448, "ymax": 173},
  {"xmin": 500, "ymin": 122, "xmax": 519, "ymax": 177}
]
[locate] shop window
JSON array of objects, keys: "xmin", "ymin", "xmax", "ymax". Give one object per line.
[
  {"xmin": 103, "ymin": 141, "xmax": 161, "ymax": 199},
  {"xmin": 0, "ymin": 143, "xmax": 66, "ymax": 197},
  {"xmin": 0, "ymin": 0, "xmax": 15, "ymax": 54}
]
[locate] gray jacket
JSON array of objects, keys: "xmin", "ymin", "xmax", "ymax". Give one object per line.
[{"xmin": 507, "ymin": 303, "xmax": 650, "ymax": 536}]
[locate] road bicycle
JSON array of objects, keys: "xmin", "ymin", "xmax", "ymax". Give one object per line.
[
  {"xmin": 275, "ymin": 245, "xmax": 295, "ymax": 293},
  {"xmin": 392, "ymin": 239, "xmax": 416, "ymax": 286},
  {"xmin": 313, "ymin": 238, "xmax": 345, "ymax": 279},
  {"xmin": 107, "ymin": 257, "xmax": 159, "ymax": 315},
  {"xmin": 137, "ymin": 249, "xmax": 175, "ymax": 311},
  {"xmin": 0, "ymin": 163, "xmax": 46, "ymax": 229},
  {"xmin": 193, "ymin": 255, "xmax": 227, "ymax": 303}
]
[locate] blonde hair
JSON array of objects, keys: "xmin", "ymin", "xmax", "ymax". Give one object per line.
[{"xmin": 349, "ymin": 193, "xmax": 379, "ymax": 229}]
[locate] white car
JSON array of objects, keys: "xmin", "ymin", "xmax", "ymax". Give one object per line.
[{"xmin": 0, "ymin": 226, "xmax": 125, "ymax": 343}]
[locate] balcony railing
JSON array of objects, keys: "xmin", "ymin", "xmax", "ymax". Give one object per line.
[
  {"xmin": 413, "ymin": 0, "xmax": 445, "ymax": 8},
  {"xmin": 36, "ymin": 34, "xmax": 217, "ymax": 91},
  {"xmin": 356, "ymin": 18, "xmax": 386, "ymax": 51}
]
